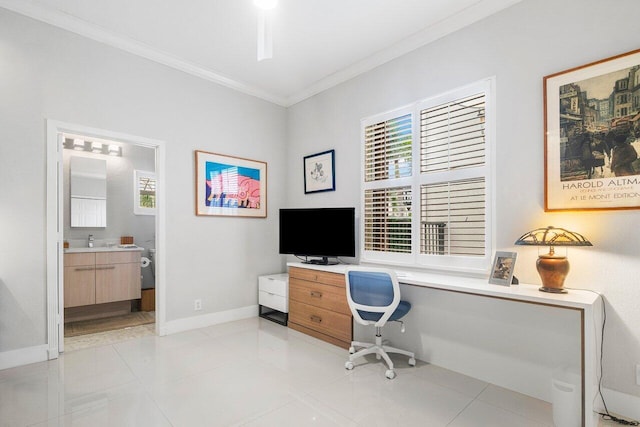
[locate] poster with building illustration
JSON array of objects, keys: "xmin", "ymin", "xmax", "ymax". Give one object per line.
[
  {"xmin": 195, "ymin": 150, "xmax": 267, "ymax": 217},
  {"xmin": 544, "ymin": 49, "xmax": 640, "ymax": 211}
]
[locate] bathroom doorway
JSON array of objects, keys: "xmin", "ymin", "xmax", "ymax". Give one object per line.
[{"xmin": 46, "ymin": 120, "xmax": 166, "ymax": 357}]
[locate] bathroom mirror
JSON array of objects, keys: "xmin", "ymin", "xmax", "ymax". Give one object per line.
[{"xmin": 70, "ymin": 156, "xmax": 107, "ymax": 227}]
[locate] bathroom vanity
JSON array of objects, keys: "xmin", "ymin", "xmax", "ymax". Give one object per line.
[{"xmin": 64, "ymin": 247, "xmax": 143, "ymax": 321}]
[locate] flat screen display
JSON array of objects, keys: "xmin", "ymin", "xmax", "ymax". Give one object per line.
[{"xmin": 279, "ymin": 207, "xmax": 355, "ymax": 259}]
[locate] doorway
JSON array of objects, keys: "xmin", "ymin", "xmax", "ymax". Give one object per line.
[{"xmin": 46, "ymin": 120, "xmax": 166, "ymax": 357}]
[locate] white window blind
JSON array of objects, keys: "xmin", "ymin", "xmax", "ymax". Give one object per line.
[
  {"xmin": 420, "ymin": 94, "xmax": 485, "ymax": 173},
  {"xmin": 364, "ymin": 114, "xmax": 412, "ymax": 182},
  {"xmin": 363, "ymin": 187, "xmax": 412, "ymax": 253},
  {"xmin": 361, "ymin": 79, "xmax": 492, "ymax": 272},
  {"xmin": 419, "ymin": 93, "xmax": 487, "ymax": 257},
  {"xmin": 420, "ymin": 178, "xmax": 486, "ymax": 256}
]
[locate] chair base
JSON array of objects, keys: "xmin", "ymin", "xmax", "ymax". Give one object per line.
[{"xmin": 345, "ymin": 335, "xmax": 416, "ymax": 379}]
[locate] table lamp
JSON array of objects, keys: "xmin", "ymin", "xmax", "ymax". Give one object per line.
[{"xmin": 514, "ymin": 226, "xmax": 592, "ymax": 293}]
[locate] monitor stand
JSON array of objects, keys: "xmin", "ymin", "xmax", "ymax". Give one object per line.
[{"xmin": 302, "ymin": 256, "xmax": 338, "ymax": 266}]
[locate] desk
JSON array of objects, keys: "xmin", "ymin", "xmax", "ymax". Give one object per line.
[{"xmin": 287, "ymin": 262, "xmax": 602, "ymax": 427}]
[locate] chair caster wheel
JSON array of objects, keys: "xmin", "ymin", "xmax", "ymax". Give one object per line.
[
  {"xmin": 345, "ymin": 361, "xmax": 354, "ymax": 370},
  {"xmin": 349, "ymin": 346, "xmax": 355, "ymax": 354},
  {"xmin": 385, "ymin": 369, "xmax": 396, "ymax": 379},
  {"xmin": 408, "ymin": 358, "xmax": 416, "ymax": 366}
]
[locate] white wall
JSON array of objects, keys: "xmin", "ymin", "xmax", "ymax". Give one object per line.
[
  {"xmin": 0, "ymin": 8, "xmax": 286, "ymax": 354},
  {"xmin": 287, "ymin": 0, "xmax": 640, "ymax": 411}
]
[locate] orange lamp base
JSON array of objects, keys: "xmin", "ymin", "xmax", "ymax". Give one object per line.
[{"xmin": 536, "ymin": 255, "xmax": 570, "ymax": 293}]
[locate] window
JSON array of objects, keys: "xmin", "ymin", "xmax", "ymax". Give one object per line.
[
  {"xmin": 134, "ymin": 170, "xmax": 157, "ymax": 215},
  {"xmin": 361, "ymin": 79, "xmax": 493, "ymax": 274}
]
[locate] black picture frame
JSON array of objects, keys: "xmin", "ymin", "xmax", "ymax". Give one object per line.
[{"xmin": 304, "ymin": 149, "xmax": 335, "ymax": 194}]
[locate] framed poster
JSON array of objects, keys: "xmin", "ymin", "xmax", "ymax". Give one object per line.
[
  {"xmin": 488, "ymin": 251, "xmax": 517, "ymax": 287},
  {"xmin": 195, "ymin": 150, "xmax": 267, "ymax": 217},
  {"xmin": 544, "ymin": 48, "xmax": 640, "ymax": 211},
  {"xmin": 304, "ymin": 149, "xmax": 335, "ymax": 194}
]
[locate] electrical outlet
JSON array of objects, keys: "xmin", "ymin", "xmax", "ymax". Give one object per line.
[
  {"xmin": 194, "ymin": 299, "xmax": 202, "ymax": 311},
  {"xmin": 636, "ymin": 364, "xmax": 640, "ymax": 386}
]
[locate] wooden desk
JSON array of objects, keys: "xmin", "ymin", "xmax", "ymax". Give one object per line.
[{"xmin": 287, "ymin": 262, "xmax": 602, "ymax": 427}]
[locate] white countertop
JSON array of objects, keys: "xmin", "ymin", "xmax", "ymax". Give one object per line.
[
  {"xmin": 65, "ymin": 245, "xmax": 144, "ymax": 253},
  {"xmin": 287, "ymin": 262, "xmax": 600, "ymax": 309}
]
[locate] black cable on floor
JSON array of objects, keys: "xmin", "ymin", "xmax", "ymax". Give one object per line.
[{"xmin": 566, "ymin": 288, "xmax": 639, "ymax": 426}]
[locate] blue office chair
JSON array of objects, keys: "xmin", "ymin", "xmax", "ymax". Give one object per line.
[{"xmin": 344, "ymin": 267, "xmax": 416, "ymax": 379}]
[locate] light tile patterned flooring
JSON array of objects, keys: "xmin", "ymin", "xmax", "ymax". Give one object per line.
[{"xmin": 0, "ymin": 317, "xmax": 627, "ymax": 426}]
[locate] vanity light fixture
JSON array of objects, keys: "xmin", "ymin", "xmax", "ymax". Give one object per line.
[
  {"xmin": 62, "ymin": 137, "xmax": 122, "ymax": 157},
  {"xmin": 514, "ymin": 226, "xmax": 592, "ymax": 293},
  {"xmin": 108, "ymin": 145, "xmax": 121, "ymax": 156}
]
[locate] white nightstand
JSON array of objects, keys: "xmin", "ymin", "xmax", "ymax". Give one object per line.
[{"xmin": 258, "ymin": 273, "xmax": 289, "ymax": 325}]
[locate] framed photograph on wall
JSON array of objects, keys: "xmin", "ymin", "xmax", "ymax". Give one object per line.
[
  {"xmin": 304, "ymin": 149, "xmax": 335, "ymax": 194},
  {"xmin": 544, "ymin": 48, "xmax": 640, "ymax": 211},
  {"xmin": 488, "ymin": 251, "xmax": 517, "ymax": 286},
  {"xmin": 195, "ymin": 150, "xmax": 267, "ymax": 217}
]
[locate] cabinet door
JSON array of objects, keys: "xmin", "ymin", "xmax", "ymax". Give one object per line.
[
  {"xmin": 64, "ymin": 265, "xmax": 96, "ymax": 308},
  {"xmin": 95, "ymin": 263, "xmax": 141, "ymax": 304}
]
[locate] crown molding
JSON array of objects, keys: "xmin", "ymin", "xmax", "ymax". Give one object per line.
[
  {"xmin": 1, "ymin": 0, "xmax": 521, "ymax": 108},
  {"xmin": 0, "ymin": 0, "xmax": 289, "ymax": 106},
  {"xmin": 285, "ymin": 0, "xmax": 522, "ymax": 106}
]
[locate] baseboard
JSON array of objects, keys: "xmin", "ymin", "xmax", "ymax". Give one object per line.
[
  {"xmin": 0, "ymin": 344, "xmax": 49, "ymax": 371},
  {"xmin": 160, "ymin": 305, "xmax": 258, "ymax": 335},
  {"xmin": 600, "ymin": 387, "xmax": 640, "ymax": 422}
]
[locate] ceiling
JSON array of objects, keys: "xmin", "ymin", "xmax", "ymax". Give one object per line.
[{"xmin": 1, "ymin": 0, "xmax": 521, "ymax": 106}]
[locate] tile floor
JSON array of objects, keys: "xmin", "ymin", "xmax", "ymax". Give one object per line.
[{"xmin": 0, "ymin": 317, "xmax": 624, "ymax": 426}]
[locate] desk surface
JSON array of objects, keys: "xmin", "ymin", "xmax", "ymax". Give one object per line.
[{"xmin": 287, "ymin": 262, "xmax": 599, "ymax": 310}]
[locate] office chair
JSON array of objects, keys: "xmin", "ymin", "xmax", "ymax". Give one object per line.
[{"xmin": 344, "ymin": 267, "xmax": 416, "ymax": 379}]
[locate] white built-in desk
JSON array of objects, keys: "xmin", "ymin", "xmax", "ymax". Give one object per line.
[{"xmin": 287, "ymin": 262, "xmax": 602, "ymax": 427}]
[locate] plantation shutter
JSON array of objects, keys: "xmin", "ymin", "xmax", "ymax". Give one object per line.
[
  {"xmin": 419, "ymin": 93, "xmax": 486, "ymax": 257},
  {"xmin": 363, "ymin": 113, "xmax": 413, "ymax": 253}
]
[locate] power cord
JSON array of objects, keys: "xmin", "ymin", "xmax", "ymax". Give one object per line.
[{"xmin": 565, "ymin": 288, "xmax": 639, "ymax": 426}]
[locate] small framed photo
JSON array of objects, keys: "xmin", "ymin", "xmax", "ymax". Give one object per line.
[
  {"xmin": 489, "ymin": 251, "xmax": 517, "ymax": 286},
  {"xmin": 304, "ymin": 149, "xmax": 335, "ymax": 194}
]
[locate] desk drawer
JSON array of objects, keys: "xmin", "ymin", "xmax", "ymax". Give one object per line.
[
  {"xmin": 259, "ymin": 290, "xmax": 288, "ymax": 313},
  {"xmin": 289, "ymin": 267, "xmax": 345, "ymax": 288},
  {"xmin": 289, "ymin": 278, "xmax": 350, "ymax": 315},
  {"xmin": 289, "ymin": 300, "xmax": 351, "ymax": 343}
]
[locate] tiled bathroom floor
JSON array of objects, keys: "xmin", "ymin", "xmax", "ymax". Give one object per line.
[{"xmin": 0, "ymin": 317, "xmax": 630, "ymax": 426}]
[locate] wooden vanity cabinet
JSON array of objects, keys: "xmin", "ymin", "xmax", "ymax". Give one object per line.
[
  {"xmin": 64, "ymin": 251, "xmax": 141, "ymax": 308},
  {"xmin": 95, "ymin": 251, "xmax": 141, "ymax": 304},
  {"xmin": 64, "ymin": 253, "xmax": 96, "ymax": 308}
]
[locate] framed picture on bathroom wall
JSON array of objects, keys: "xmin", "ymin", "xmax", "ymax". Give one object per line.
[{"xmin": 195, "ymin": 150, "xmax": 267, "ymax": 218}]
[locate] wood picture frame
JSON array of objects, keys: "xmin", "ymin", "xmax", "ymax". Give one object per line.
[
  {"xmin": 304, "ymin": 149, "xmax": 335, "ymax": 194},
  {"xmin": 488, "ymin": 251, "xmax": 517, "ymax": 286},
  {"xmin": 544, "ymin": 48, "xmax": 640, "ymax": 211},
  {"xmin": 195, "ymin": 150, "xmax": 267, "ymax": 217}
]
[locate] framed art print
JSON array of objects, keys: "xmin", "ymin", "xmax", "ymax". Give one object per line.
[
  {"xmin": 488, "ymin": 251, "xmax": 517, "ymax": 286},
  {"xmin": 544, "ymin": 48, "xmax": 640, "ymax": 211},
  {"xmin": 304, "ymin": 149, "xmax": 335, "ymax": 194},
  {"xmin": 195, "ymin": 150, "xmax": 267, "ymax": 217}
]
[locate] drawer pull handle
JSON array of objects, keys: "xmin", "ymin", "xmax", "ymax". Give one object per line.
[
  {"xmin": 96, "ymin": 266, "xmax": 116, "ymax": 270},
  {"xmin": 310, "ymin": 315, "xmax": 322, "ymax": 323},
  {"xmin": 74, "ymin": 267, "xmax": 95, "ymax": 271},
  {"xmin": 310, "ymin": 291, "xmax": 322, "ymax": 298}
]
